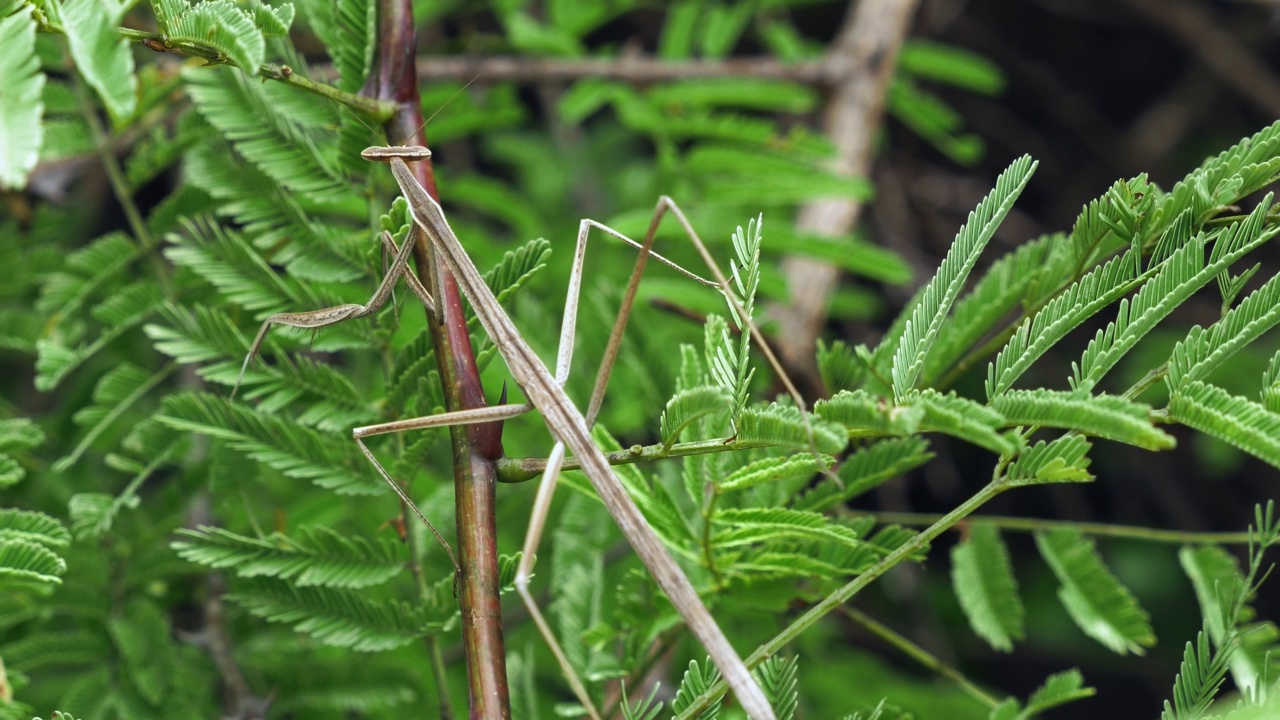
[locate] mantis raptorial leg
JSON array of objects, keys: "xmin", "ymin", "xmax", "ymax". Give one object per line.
[
  {"xmin": 232, "ymin": 225, "xmax": 437, "ymax": 399},
  {"xmin": 351, "ymin": 145, "xmax": 778, "ymax": 720}
]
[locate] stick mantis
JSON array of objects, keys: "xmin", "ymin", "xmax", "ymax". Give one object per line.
[{"xmin": 236, "ymin": 143, "xmax": 781, "ymax": 719}]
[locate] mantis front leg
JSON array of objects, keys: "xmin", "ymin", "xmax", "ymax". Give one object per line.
[{"xmin": 231, "ymin": 226, "xmax": 436, "ymax": 398}]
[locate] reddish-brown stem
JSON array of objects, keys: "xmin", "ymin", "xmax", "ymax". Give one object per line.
[{"xmin": 370, "ymin": 2, "xmax": 510, "ymax": 717}]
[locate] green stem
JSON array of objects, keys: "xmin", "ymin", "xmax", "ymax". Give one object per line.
[
  {"xmin": 496, "ymin": 437, "xmax": 783, "ymax": 483},
  {"xmin": 863, "ymin": 511, "xmax": 1253, "ymax": 545},
  {"xmin": 71, "ymin": 67, "xmax": 160, "ymax": 257},
  {"xmin": 117, "ymin": 27, "xmax": 396, "ymax": 121},
  {"xmin": 701, "ymin": 483, "xmax": 724, "ymax": 587},
  {"xmin": 842, "ymin": 606, "xmax": 1001, "ymax": 709},
  {"xmin": 427, "ymin": 635, "xmax": 457, "ymax": 720},
  {"xmin": 676, "ymin": 475, "xmax": 1008, "ymax": 718}
]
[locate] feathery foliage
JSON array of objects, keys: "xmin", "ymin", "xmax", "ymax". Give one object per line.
[
  {"xmin": 951, "ymin": 523, "xmax": 1024, "ymax": 651},
  {"xmin": 889, "ymin": 155, "xmax": 1037, "ymax": 398},
  {"xmin": 991, "ymin": 389, "xmax": 1174, "ymax": 450},
  {"xmin": 0, "ymin": 0, "xmax": 43, "ymax": 188},
  {"xmin": 1035, "ymin": 529, "xmax": 1156, "ymax": 655},
  {"xmin": 6, "ymin": 2, "xmax": 1280, "ymax": 717}
]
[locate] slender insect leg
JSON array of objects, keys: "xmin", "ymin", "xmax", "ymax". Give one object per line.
[
  {"xmin": 512, "ymin": 441, "xmax": 603, "ymax": 720},
  {"xmin": 520, "ymin": 199, "xmax": 816, "ymax": 716},
  {"xmin": 512, "ymin": 211, "xmax": 720, "ymax": 718},
  {"xmin": 353, "ymin": 402, "xmax": 532, "ymax": 573},
  {"xmin": 232, "ymin": 226, "xmax": 431, "ymax": 398}
]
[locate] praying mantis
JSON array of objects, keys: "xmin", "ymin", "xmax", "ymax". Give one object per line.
[{"xmin": 236, "ymin": 143, "xmax": 781, "ymax": 719}]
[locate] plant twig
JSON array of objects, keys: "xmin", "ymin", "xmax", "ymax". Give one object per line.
[
  {"xmin": 867, "ymin": 511, "xmax": 1254, "ymax": 545},
  {"xmin": 776, "ymin": 0, "xmax": 921, "ymax": 387},
  {"xmin": 842, "ymin": 606, "xmax": 1002, "ymax": 709},
  {"xmin": 118, "ymin": 27, "xmax": 396, "ymax": 121},
  {"xmin": 677, "ymin": 470, "xmax": 1010, "ymax": 718},
  {"xmin": 495, "ymin": 436, "xmax": 787, "ymax": 482},
  {"xmin": 369, "ymin": 1, "xmax": 510, "ymax": 716},
  {"xmin": 414, "ymin": 55, "xmax": 831, "ymax": 84}
]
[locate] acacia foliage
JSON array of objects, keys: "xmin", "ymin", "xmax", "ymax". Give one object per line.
[{"xmin": 1, "ymin": 1, "xmax": 1279, "ymax": 719}]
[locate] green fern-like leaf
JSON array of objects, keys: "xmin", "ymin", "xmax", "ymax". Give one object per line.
[
  {"xmin": 797, "ymin": 438, "xmax": 933, "ymax": 511},
  {"xmin": 0, "ymin": 629, "xmax": 106, "ymax": 672},
  {"xmin": 719, "ymin": 453, "xmax": 832, "ymax": 493},
  {"xmin": 1168, "ymin": 380, "xmax": 1280, "ymax": 469},
  {"xmin": 320, "ymin": 0, "xmax": 374, "ymax": 93},
  {"xmin": 816, "ymin": 339, "xmax": 866, "ymax": 395},
  {"xmin": 182, "ymin": 142, "xmax": 362, "ymax": 283},
  {"xmin": 0, "ymin": 419, "xmax": 45, "ymax": 488},
  {"xmin": 106, "ymin": 599, "xmax": 172, "ymax": 705},
  {"xmin": 814, "ymin": 389, "xmax": 924, "ymax": 437},
  {"xmin": 54, "ymin": 362, "xmax": 174, "ymax": 472},
  {"xmin": 671, "ymin": 658, "xmax": 722, "ymax": 720},
  {"xmin": 1160, "ymin": 119, "xmax": 1280, "ymax": 227},
  {"xmin": 1024, "ymin": 669, "xmax": 1095, "ymax": 716},
  {"xmin": 0, "ymin": 1, "xmax": 44, "ymax": 188},
  {"xmin": 173, "ymin": 525, "xmax": 404, "ymax": 589},
  {"xmin": 899, "ymin": 40, "xmax": 1004, "ymax": 94},
  {"xmin": 754, "ymin": 655, "xmax": 799, "ymax": 720},
  {"xmin": 251, "ymin": 0, "xmax": 295, "ymax": 36},
  {"xmin": 735, "ymin": 403, "xmax": 847, "ymax": 455},
  {"xmin": 184, "ymin": 67, "xmax": 347, "ymax": 203},
  {"xmin": 890, "ymin": 155, "xmax": 1037, "ymax": 398},
  {"xmin": 0, "ymin": 509, "xmax": 70, "ymax": 548},
  {"xmin": 714, "ymin": 508, "xmax": 866, "ymax": 549},
  {"xmin": 987, "ymin": 249, "xmax": 1139, "ymax": 398},
  {"xmin": 991, "ymin": 389, "xmax": 1174, "ymax": 450},
  {"xmin": 1005, "ymin": 435, "xmax": 1093, "ymax": 485},
  {"xmin": 1161, "ymin": 629, "xmax": 1233, "ymax": 720},
  {"xmin": 0, "ymin": 418, "xmax": 44, "ymax": 452},
  {"xmin": 951, "ymin": 523, "xmax": 1024, "ymax": 652},
  {"xmin": 912, "ymin": 389, "xmax": 1016, "ymax": 455},
  {"xmin": 1035, "ymin": 528, "xmax": 1155, "ymax": 655},
  {"xmin": 36, "ymin": 231, "xmax": 136, "ymax": 318},
  {"xmin": 0, "ymin": 538, "xmax": 66, "ymax": 586},
  {"xmin": 35, "ymin": 281, "xmax": 162, "ymax": 391},
  {"xmin": 660, "ymin": 385, "xmax": 732, "ymax": 449},
  {"xmin": 225, "ymin": 577, "xmax": 437, "ymax": 651},
  {"xmin": 1179, "ymin": 544, "xmax": 1276, "ymax": 696},
  {"xmin": 647, "ymin": 77, "xmax": 818, "ymax": 113},
  {"xmin": 1076, "ymin": 198, "xmax": 1278, "ymax": 391},
  {"xmin": 923, "ymin": 233, "xmax": 1060, "ymax": 386},
  {"xmin": 619, "ymin": 683, "xmax": 664, "ymax": 720},
  {"xmin": 61, "ymin": 0, "xmax": 136, "ymax": 121},
  {"xmin": 162, "ymin": 217, "xmax": 357, "ymax": 332},
  {"xmin": 730, "ymin": 551, "xmax": 852, "ymax": 580},
  {"xmin": 147, "ymin": 304, "xmax": 373, "ymax": 431},
  {"xmin": 483, "ymin": 237, "xmax": 553, "ymax": 305},
  {"xmin": 685, "ymin": 144, "xmax": 871, "ymax": 205},
  {"xmin": 1168, "ymin": 270, "xmax": 1280, "ymax": 387},
  {"xmin": 157, "ymin": 0, "xmax": 267, "ymax": 71},
  {"xmin": 157, "ymin": 391, "xmax": 382, "ymax": 495},
  {"xmin": 67, "ymin": 426, "xmax": 175, "ymax": 540}
]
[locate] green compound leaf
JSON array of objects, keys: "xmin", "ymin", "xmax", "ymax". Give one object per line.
[
  {"xmin": 1036, "ymin": 528, "xmax": 1155, "ymax": 655},
  {"xmin": 992, "ymin": 389, "xmax": 1174, "ymax": 450},
  {"xmin": 61, "ymin": 0, "xmax": 136, "ymax": 121},
  {"xmin": 891, "ymin": 155, "xmax": 1037, "ymax": 398},
  {"xmin": 158, "ymin": 0, "xmax": 267, "ymax": 71},
  {"xmin": 173, "ymin": 525, "xmax": 404, "ymax": 589},
  {"xmin": 952, "ymin": 523, "xmax": 1024, "ymax": 652},
  {"xmin": 0, "ymin": 538, "xmax": 67, "ymax": 586},
  {"xmin": 0, "ymin": 1, "xmax": 44, "ymax": 188},
  {"xmin": 1168, "ymin": 380, "xmax": 1280, "ymax": 470},
  {"xmin": 1005, "ymin": 435, "xmax": 1094, "ymax": 486}
]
